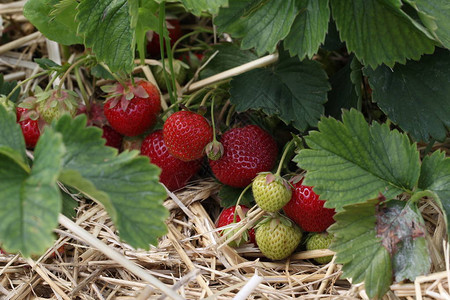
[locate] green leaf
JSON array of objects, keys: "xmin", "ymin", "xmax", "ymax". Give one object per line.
[
  {"xmin": 230, "ymin": 51, "xmax": 330, "ymax": 131},
  {"xmin": 404, "ymin": 0, "xmax": 450, "ymax": 48},
  {"xmin": 61, "ymin": 191, "xmax": 78, "ymax": 219},
  {"xmin": 377, "ymin": 200, "xmax": 430, "ymax": 281},
  {"xmin": 329, "ymin": 199, "xmax": 392, "ymax": 299},
  {"xmin": 0, "ymin": 105, "xmax": 27, "ymax": 165},
  {"xmin": 283, "ymin": 0, "xmax": 330, "ymax": 60},
  {"xmin": 419, "ymin": 151, "xmax": 450, "ymax": 236},
  {"xmin": 365, "ymin": 49, "xmax": 450, "ymax": 142},
  {"xmin": 135, "ymin": 2, "xmax": 160, "ymax": 64},
  {"xmin": 181, "ymin": 0, "xmax": 228, "ymax": 15},
  {"xmin": 0, "ymin": 75, "xmax": 20, "ymax": 102},
  {"xmin": 0, "ymin": 127, "xmax": 64, "ymax": 257},
  {"xmin": 325, "ymin": 59, "xmax": 359, "ymax": 119},
  {"xmin": 199, "ymin": 43, "xmax": 258, "ymax": 79},
  {"xmin": 54, "ymin": 115, "xmax": 168, "ymax": 249},
  {"xmin": 76, "ymin": 0, "xmax": 136, "ymax": 73},
  {"xmin": 215, "ymin": 0, "xmax": 298, "ymax": 55},
  {"xmin": 34, "ymin": 58, "xmax": 61, "ymax": 70},
  {"xmin": 23, "ymin": 0, "xmax": 82, "ymax": 45},
  {"xmin": 294, "ymin": 109, "xmax": 420, "ymax": 210},
  {"xmin": 330, "ymin": 0, "xmax": 435, "ymax": 67},
  {"xmin": 219, "ymin": 185, "xmax": 254, "ymax": 208}
]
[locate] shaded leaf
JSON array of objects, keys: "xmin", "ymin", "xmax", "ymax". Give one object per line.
[
  {"xmin": 419, "ymin": 151, "xmax": 450, "ymax": 237},
  {"xmin": 199, "ymin": 43, "xmax": 258, "ymax": 79},
  {"xmin": 219, "ymin": 185, "xmax": 254, "ymax": 208},
  {"xmin": 284, "ymin": 0, "xmax": 330, "ymax": 60},
  {"xmin": 77, "ymin": 0, "xmax": 136, "ymax": 73},
  {"xmin": 0, "ymin": 128, "xmax": 64, "ymax": 257},
  {"xmin": 230, "ymin": 51, "xmax": 330, "ymax": 131},
  {"xmin": 24, "ymin": 0, "xmax": 82, "ymax": 45},
  {"xmin": 181, "ymin": 0, "xmax": 228, "ymax": 15},
  {"xmin": 405, "ymin": 0, "xmax": 450, "ymax": 48},
  {"xmin": 136, "ymin": 2, "xmax": 160, "ymax": 64},
  {"xmin": 365, "ymin": 49, "xmax": 450, "ymax": 142},
  {"xmin": 61, "ymin": 191, "xmax": 79, "ymax": 219},
  {"xmin": 0, "ymin": 105, "xmax": 27, "ymax": 165},
  {"xmin": 215, "ymin": 0, "xmax": 298, "ymax": 55},
  {"xmin": 54, "ymin": 115, "xmax": 168, "ymax": 249},
  {"xmin": 294, "ymin": 109, "xmax": 420, "ymax": 210},
  {"xmin": 330, "ymin": 0, "xmax": 435, "ymax": 67},
  {"xmin": 0, "ymin": 75, "xmax": 20, "ymax": 103},
  {"xmin": 329, "ymin": 199, "xmax": 392, "ymax": 299}
]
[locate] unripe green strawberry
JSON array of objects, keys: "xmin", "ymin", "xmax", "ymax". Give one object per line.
[
  {"xmin": 306, "ymin": 232, "xmax": 334, "ymax": 264},
  {"xmin": 252, "ymin": 172, "xmax": 292, "ymax": 212},
  {"xmin": 35, "ymin": 88, "xmax": 79, "ymax": 123},
  {"xmin": 255, "ymin": 214, "xmax": 302, "ymax": 260}
]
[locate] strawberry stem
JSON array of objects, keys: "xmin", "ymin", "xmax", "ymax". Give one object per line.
[
  {"xmin": 99, "ymin": 62, "xmax": 129, "ymax": 92},
  {"xmin": 275, "ymin": 139, "xmax": 295, "ymax": 177},
  {"xmin": 233, "ymin": 184, "xmax": 252, "ymax": 223},
  {"xmin": 5, "ymin": 70, "xmax": 49, "ymax": 100},
  {"xmin": 56, "ymin": 56, "xmax": 92, "ymax": 94},
  {"xmin": 74, "ymin": 67, "xmax": 89, "ymax": 109}
]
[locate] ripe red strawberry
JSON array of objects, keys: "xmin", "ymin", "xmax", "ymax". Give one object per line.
[
  {"xmin": 147, "ymin": 17, "xmax": 182, "ymax": 57},
  {"xmin": 141, "ymin": 130, "xmax": 201, "ymax": 191},
  {"xmin": 16, "ymin": 107, "xmax": 41, "ymax": 149},
  {"xmin": 209, "ymin": 125, "xmax": 278, "ymax": 188},
  {"xmin": 103, "ymin": 79, "xmax": 161, "ymax": 137},
  {"xmin": 101, "ymin": 125, "xmax": 123, "ymax": 150},
  {"xmin": 163, "ymin": 110, "xmax": 213, "ymax": 161},
  {"xmin": 283, "ymin": 177, "xmax": 336, "ymax": 232},
  {"xmin": 216, "ymin": 205, "xmax": 256, "ymax": 246}
]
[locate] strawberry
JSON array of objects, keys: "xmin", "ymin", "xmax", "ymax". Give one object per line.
[
  {"xmin": 216, "ymin": 205, "xmax": 256, "ymax": 247},
  {"xmin": 283, "ymin": 177, "xmax": 336, "ymax": 232},
  {"xmin": 101, "ymin": 125, "xmax": 123, "ymax": 150},
  {"xmin": 163, "ymin": 110, "xmax": 213, "ymax": 161},
  {"xmin": 252, "ymin": 172, "xmax": 292, "ymax": 212},
  {"xmin": 209, "ymin": 125, "xmax": 278, "ymax": 188},
  {"xmin": 255, "ymin": 213, "xmax": 302, "ymax": 260},
  {"xmin": 16, "ymin": 107, "xmax": 41, "ymax": 149},
  {"xmin": 147, "ymin": 17, "xmax": 182, "ymax": 58},
  {"xmin": 141, "ymin": 130, "xmax": 201, "ymax": 191},
  {"xmin": 34, "ymin": 88, "xmax": 79, "ymax": 123},
  {"xmin": 103, "ymin": 79, "xmax": 161, "ymax": 137},
  {"xmin": 306, "ymin": 232, "xmax": 334, "ymax": 264}
]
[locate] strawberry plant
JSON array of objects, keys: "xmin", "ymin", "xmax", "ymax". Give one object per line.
[{"xmin": 0, "ymin": 0, "xmax": 447, "ymax": 298}]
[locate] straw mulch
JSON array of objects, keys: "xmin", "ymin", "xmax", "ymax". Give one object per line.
[{"xmin": 1, "ymin": 2, "xmax": 449, "ymax": 299}]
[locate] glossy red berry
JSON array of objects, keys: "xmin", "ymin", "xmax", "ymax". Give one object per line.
[
  {"xmin": 101, "ymin": 125, "xmax": 123, "ymax": 150},
  {"xmin": 104, "ymin": 80, "xmax": 161, "ymax": 137},
  {"xmin": 216, "ymin": 205, "xmax": 256, "ymax": 246},
  {"xmin": 209, "ymin": 125, "xmax": 278, "ymax": 188},
  {"xmin": 16, "ymin": 107, "xmax": 41, "ymax": 149},
  {"xmin": 283, "ymin": 178, "xmax": 336, "ymax": 232},
  {"xmin": 141, "ymin": 130, "xmax": 201, "ymax": 191},
  {"xmin": 163, "ymin": 110, "xmax": 213, "ymax": 161}
]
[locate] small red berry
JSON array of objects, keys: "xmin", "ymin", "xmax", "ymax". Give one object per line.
[
  {"xmin": 16, "ymin": 107, "xmax": 41, "ymax": 149},
  {"xmin": 163, "ymin": 110, "xmax": 213, "ymax": 161},
  {"xmin": 101, "ymin": 125, "xmax": 123, "ymax": 150},
  {"xmin": 209, "ymin": 125, "xmax": 278, "ymax": 188},
  {"xmin": 141, "ymin": 130, "xmax": 201, "ymax": 191},
  {"xmin": 103, "ymin": 79, "xmax": 161, "ymax": 137},
  {"xmin": 283, "ymin": 178, "xmax": 336, "ymax": 232},
  {"xmin": 147, "ymin": 18, "xmax": 182, "ymax": 57},
  {"xmin": 216, "ymin": 205, "xmax": 256, "ymax": 246}
]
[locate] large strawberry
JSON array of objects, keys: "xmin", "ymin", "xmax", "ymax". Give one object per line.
[
  {"xmin": 103, "ymin": 79, "xmax": 161, "ymax": 137},
  {"xmin": 255, "ymin": 213, "xmax": 302, "ymax": 260},
  {"xmin": 306, "ymin": 232, "xmax": 335, "ymax": 264},
  {"xmin": 16, "ymin": 107, "xmax": 42, "ymax": 149},
  {"xmin": 283, "ymin": 177, "xmax": 336, "ymax": 232},
  {"xmin": 141, "ymin": 130, "xmax": 201, "ymax": 191},
  {"xmin": 252, "ymin": 172, "xmax": 292, "ymax": 212},
  {"xmin": 163, "ymin": 110, "xmax": 213, "ymax": 161},
  {"xmin": 216, "ymin": 205, "xmax": 256, "ymax": 247},
  {"xmin": 209, "ymin": 125, "xmax": 278, "ymax": 188}
]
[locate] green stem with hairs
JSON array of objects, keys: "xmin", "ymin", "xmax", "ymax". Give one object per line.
[
  {"xmin": 275, "ymin": 139, "xmax": 295, "ymax": 177},
  {"xmin": 56, "ymin": 56, "xmax": 92, "ymax": 93},
  {"xmin": 5, "ymin": 70, "xmax": 49, "ymax": 100},
  {"xmin": 74, "ymin": 67, "xmax": 89, "ymax": 108},
  {"xmin": 159, "ymin": 2, "xmax": 176, "ymax": 106},
  {"xmin": 233, "ymin": 184, "xmax": 252, "ymax": 223},
  {"xmin": 99, "ymin": 62, "xmax": 129, "ymax": 91}
]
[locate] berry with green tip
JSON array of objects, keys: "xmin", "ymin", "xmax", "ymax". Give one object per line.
[
  {"xmin": 252, "ymin": 172, "xmax": 292, "ymax": 212},
  {"xmin": 306, "ymin": 232, "xmax": 334, "ymax": 264},
  {"xmin": 16, "ymin": 107, "xmax": 42, "ymax": 149},
  {"xmin": 255, "ymin": 214, "xmax": 302, "ymax": 260}
]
